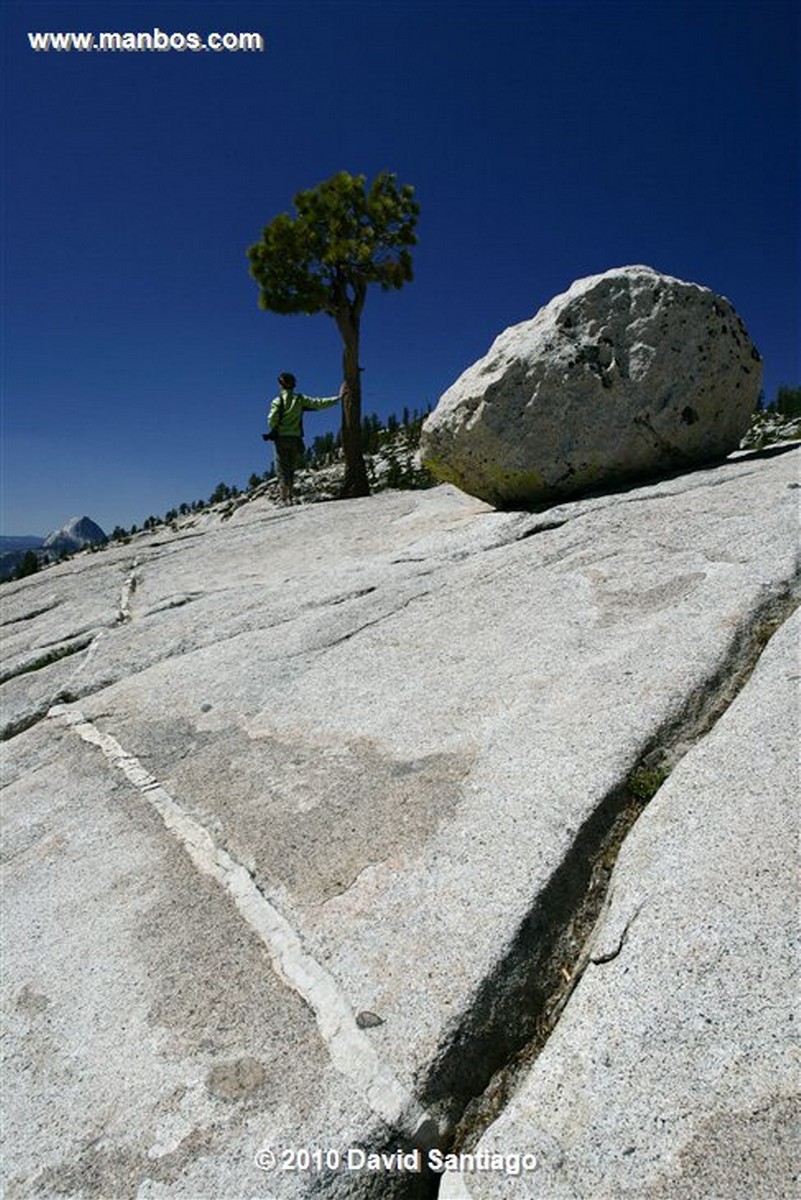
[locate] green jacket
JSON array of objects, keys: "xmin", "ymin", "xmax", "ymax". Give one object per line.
[{"xmin": 268, "ymin": 389, "xmax": 340, "ymax": 438}]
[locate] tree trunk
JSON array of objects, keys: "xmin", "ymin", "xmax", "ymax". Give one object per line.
[{"xmin": 336, "ymin": 310, "xmax": 370, "ymax": 498}]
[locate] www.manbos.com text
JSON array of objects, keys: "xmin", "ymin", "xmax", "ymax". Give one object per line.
[{"xmin": 28, "ymin": 28, "xmax": 265, "ymax": 53}]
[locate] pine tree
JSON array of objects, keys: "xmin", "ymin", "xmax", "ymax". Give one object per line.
[
  {"xmin": 209, "ymin": 483, "xmax": 230, "ymax": 505},
  {"xmin": 15, "ymin": 551, "xmax": 40, "ymax": 579},
  {"xmin": 247, "ymin": 171, "xmax": 419, "ymax": 498},
  {"xmin": 776, "ymin": 385, "xmax": 801, "ymax": 418}
]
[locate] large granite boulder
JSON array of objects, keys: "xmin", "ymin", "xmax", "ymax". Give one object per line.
[{"xmin": 421, "ymin": 266, "xmax": 762, "ymax": 507}]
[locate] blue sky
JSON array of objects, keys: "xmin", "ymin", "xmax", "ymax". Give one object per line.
[{"xmin": 2, "ymin": 0, "xmax": 799, "ymax": 536}]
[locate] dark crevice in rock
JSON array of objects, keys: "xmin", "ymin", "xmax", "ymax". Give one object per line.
[
  {"xmin": 0, "ymin": 632, "xmax": 102, "ymax": 741},
  {"xmin": 31, "ymin": 626, "xmax": 102, "ymax": 650},
  {"xmin": 143, "ymin": 532, "xmax": 207, "ymax": 546},
  {"xmin": 511, "ymin": 518, "xmax": 569, "ymax": 541},
  {"xmin": 0, "ymin": 634, "xmax": 96, "ymax": 688},
  {"xmin": 328, "ymin": 585, "xmax": 378, "ymax": 606},
  {"xmin": 0, "ymin": 601, "xmax": 61, "ymax": 627},
  {"xmin": 636, "ymin": 579, "xmax": 800, "ymax": 773},
  {"xmin": 417, "ymin": 576, "xmax": 800, "ymax": 1160},
  {"xmin": 141, "ymin": 593, "xmax": 204, "ymax": 617},
  {"xmin": 739, "ymin": 439, "xmax": 801, "ymax": 460},
  {"xmin": 0, "ymin": 708, "xmax": 52, "ymax": 743},
  {"xmin": 306, "ymin": 588, "xmax": 439, "ymax": 656}
]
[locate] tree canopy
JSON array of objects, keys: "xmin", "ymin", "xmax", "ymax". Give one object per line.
[{"xmin": 248, "ymin": 171, "xmax": 418, "ymax": 316}]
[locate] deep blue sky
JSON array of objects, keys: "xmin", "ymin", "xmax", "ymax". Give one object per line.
[{"xmin": 2, "ymin": 0, "xmax": 799, "ymax": 536}]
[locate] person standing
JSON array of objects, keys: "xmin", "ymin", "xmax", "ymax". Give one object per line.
[{"xmin": 265, "ymin": 372, "xmax": 347, "ymax": 504}]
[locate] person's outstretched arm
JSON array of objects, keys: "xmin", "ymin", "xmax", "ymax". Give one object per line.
[{"xmin": 301, "ymin": 381, "xmax": 348, "ymax": 410}]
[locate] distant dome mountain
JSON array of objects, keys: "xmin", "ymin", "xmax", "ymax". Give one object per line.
[
  {"xmin": 42, "ymin": 516, "xmax": 107, "ymax": 556},
  {"xmin": 0, "ymin": 517, "xmax": 107, "ymax": 581}
]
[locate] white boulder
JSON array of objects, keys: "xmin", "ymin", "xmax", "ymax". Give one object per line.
[{"xmin": 421, "ymin": 266, "xmax": 762, "ymax": 506}]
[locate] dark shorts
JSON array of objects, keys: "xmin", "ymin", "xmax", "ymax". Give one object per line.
[{"xmin": 274, "ymin": 435, "xmax": 305, "ymax": 486}]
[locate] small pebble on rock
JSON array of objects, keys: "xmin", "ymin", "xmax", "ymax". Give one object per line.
[{"xmin": 356, "ymin": 1011, "xmax": 384, "ymax": 1029}]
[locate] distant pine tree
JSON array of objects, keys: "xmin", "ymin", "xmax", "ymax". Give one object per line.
[
  {"xmin": 209, "ymin": 483, "xmax": 230, "ymax": 505},
  {"xmin": 14, "ymin": 550, "xmax": 40, "ymax": 579},
  {"xmin": 776, "ymin": 385, "xmax": 801, "ymax": 418},
  {"xmin": 383, "ymin": 445, "xmax": 405, "ymax": 488}
]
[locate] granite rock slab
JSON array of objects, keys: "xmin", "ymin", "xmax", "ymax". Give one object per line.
[
  {"xmin": 444, "ymin": 608, "xmax": 800, "ymax": 1200},
  {"xmin": 1, "ymin": 448, "xmax": 798, "ymax": 1198}
]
